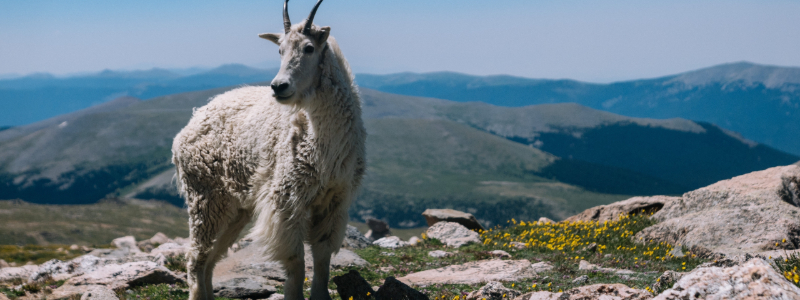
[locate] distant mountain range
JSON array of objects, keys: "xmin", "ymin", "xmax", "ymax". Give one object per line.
[
  {"xmin": 0, "ymin": 83, "xmax": 796, "ymax": 227},
  {"xmin": 358, "ymin": 62, "xmax": 800, "ymax": 155},
  {"xmin": 0, "ymin": 64, "xmax": 278, "ymax": 126},
  {"xmin": 3, "ymin": 62, "xmax": 798, "ymax": 156}
]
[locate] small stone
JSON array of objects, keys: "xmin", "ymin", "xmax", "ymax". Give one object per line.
[
  {"xmin": 572, "ymin": 275, "xmax": 589, "ymax": 284},
  {"xmin": 422, "ymin": 209, "xmax": 485, "ymax": 231},
  {"xmin": 373, "ymin": 236, "xmax": 409, "ymax": 249},
  {"xmin": 669, "ymin": 246, "xmax": 685, "ymax": 258},
  {"xmin": 380, "ymin": 252, "xmax": 395, "ymax": 256},
  {"xmin": 70, "ymin": 244, "xmax": 80, "ymax": 251},
  {"xmin": 266, "ymin": 294, "xmax": 284, "ymax": 300},
  {"xmin": 581, "ymin": 243, "xmax": 597, "ymax": 253},
  {"xmin": 510, "ymin": 242, "xmax": 526, "ymax": 249},
  {"xmin": 342, "ymin": 225, "xmax": 371, "ymax": 249},
  {"xmin": 426, "ymin": 222, "xmax": 481, "ymax": 248},
  {"xmin": 466, "ymin": 281, "xmax": 521, "ymax": 300},
  {"xmin": 490, "ymin": 250, "xmax": 511, "ymax": 258},
  {"xmin": 0, "ymin": 259, "xmax": 9, "ymax": 269},
  {"xmin": 380, "ymin": 266, "xmax": 395, "ymax": 273},
  {"xmin": 428, "ymin": 250, "xmax": 453, "ymax": 258},
  {"xmin": 111, "ymin": 236, "xmax": 142, "ymax": 255},
  {"xmin": 538, "ymin": 217, "xmax": 555, "ymax": 224},
  {"xmin": 408, "ymin": 236, "xmax": 421, "ymax": 246}
]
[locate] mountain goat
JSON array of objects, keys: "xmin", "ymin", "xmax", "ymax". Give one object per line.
[{"xmin": 171, "ymin": 1, "xmax": 366, "ymax": 299}]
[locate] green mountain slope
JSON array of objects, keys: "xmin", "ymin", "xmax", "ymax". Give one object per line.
[{"xmin": 1, "ymin": 86, "xmax": 795, "ymax": 227}]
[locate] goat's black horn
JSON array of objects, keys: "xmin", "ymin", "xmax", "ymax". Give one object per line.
[
  {"xmin": 303, "ymin": 0, "xmax": 323, "ymax": 34},
  {"xmin": 283, "ymin": 0, "xmax": 291, "ymax": 34}
]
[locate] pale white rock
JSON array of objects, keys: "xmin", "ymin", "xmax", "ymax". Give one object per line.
[
  {"xmin": 266, "ymin": 294, "xmax": 285, "ymax": 300},
  {"xmin": 70, "ymin": 245, "xmax": 80, "ymax": 251},
  {"xmin": 537, "ymin": 217, "xmax": 555, "ymax": 224},
  {"xmin": 510, "ymin": 242, "xmax": 527, "ymax": 249},
  {"xmin": 654, "ymin": 258, "xmax": 800, "ymax": 300},
  {"xmin": 0, "ymin": 259, "xmax": 8, "ymax": 269},
  {"xmin": 636, "ymin": 165, "xmax": 800, "ymax": 255},
  {"xmin": 428, "ymin": 250, "xmax": 453, "ymax": 258},
  {"xmin": 572, "ymin": 275, "xmax": 589, "ymax": 284},
  {"xmin": 0, "ymin": 265, "xmax": 38, "ymax": 282},
  {"xmin": 398, "ymin": 259, "xmax": 537, "ymax": 285},
  {"xmin": 466, "ymin": 281, "xmax": 522, "ymax": 300},
  {"xmin": 80, "ymin": 285, "xmax": 119, "ymax": 300},
  {"xmin": 50, "ymin": 284, "xmax": 107, "ymax": 300},
  {"xmin": 426, "ymin": 222, "xmax": 481, "ymax": 248},
  {"xmin": 150, "ymin": 242, "xmax": 188, "ymax": 257},
  {"xmin": 490, "ymin": 250, "xmax": 512, "ymax": 258},
  {"xmin": 408, "ymin": 236, "xmax": 421, "ymax": 246},
  {"xmin": 564, "ymin": 196, "xmax": 678, "ymax": 223},
  {"xmin": 111, "ymin": 236, "xmax": 142, "ymax": 255},
  {"xmin": 422, "ymin": 208, "xmax": 485, "ymax": 231},
  {"xmin": 373, "ymin": 236, "xmax": 410, "ymax": 249},
  {"xmin": 518, "ymin": 284, "xmax": 651, "ymax": 300}
]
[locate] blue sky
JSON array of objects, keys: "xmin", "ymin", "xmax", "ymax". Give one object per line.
[{"xmin": 1, "ymin": 0, "xmax": 799, "ymax": 82}]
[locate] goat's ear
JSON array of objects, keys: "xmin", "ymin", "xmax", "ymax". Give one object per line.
[
  {"xmin": 258, "ymin": 33, "xmax": 282, "ymax": 45},
  {"xmin": 316, "ymin": 27, "xmax": 330, "ymax": 45}
]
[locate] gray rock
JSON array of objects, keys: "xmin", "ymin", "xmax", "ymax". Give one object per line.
[
  {"xmin": 60, "ymin": 261, "xmax": 182, "ymax": 290},
  {"xmin": 213, "ymin": 276, "xmax": 277, "ymax": 299},
  {"xmin": 669, "ymin": 246, "xmax": 685, "ymax": 258},
  {"xmin": 332, "ymin": 270, "xmax": 375, "ymax": 300},
  {"xmin": 654, "ymin": 258, "xmax": 800, "ymax": 299},
  {"xmin": 342, "ymin": 225, "xmax": 371, "ymax": 249},
  {"xmin": 408, "ymin": 236, "xmax": 421, "ymax": 246},
  {"xmin": 365, "ymin": 218, "xmax": 392, "ymax": 239},
  {"xmin": 266, "ymin": 294, "xmax": 284, "ymax": 300},
  {"xmin": 374, "ymin": 276, "xmax": 429, "ymax": 300},
  {"xmin": 137, "ymin": 232, "xmax": 172, "ymax": 253},
  {"xmin": 650, "ymin": 271, "xmax": 684, "ymax": 293},
  {"xmin": 426, "ymin": 222, "xmax": 481, "ymax": 248},
  {"xmin": 373, "ymin": 236, "xmax": 409, "ymax": 249},
  {"xmin": 422, "ymin": 209, "xmax": 484, "ymax": 231},
  {"xmin": 428, "ymin": 250, "xmax": 452, "ymax": 258},
  {"xmin": 466, "ymin": 281, "xmax": 521, "ymax": 300},
  {"xmin": 80, "ymin": 285, "xmax": 119, "ymax": 300},
  {"xmin": 636, "ymin": 165, "xmax": 800, "ymax": 255},
  {"xmin": 398, "ymin": 259, "xmax": 538, "ymax": 285},
  {"xmin": 571, "ymin": 275, "xmax": 589, "ymax": 284},
  {"xmin": 0, "ymin": 259, "xmax": 8, "ymax": 269},
  {"xmin": 537, "ymin": 217, "xmax": 555, "ymax": 224},
  {"xmin": 150, "ymin": 242, "xmax": 187, "ymax": 257},
  {"xmin": 565, "ymin": 196, "xmax": 678, "ymax": 223}
]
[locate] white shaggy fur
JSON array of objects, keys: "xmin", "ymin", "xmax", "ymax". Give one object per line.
[{"xmin": 172, "ymin": 19, "xmax": 366, "ymax": 300}]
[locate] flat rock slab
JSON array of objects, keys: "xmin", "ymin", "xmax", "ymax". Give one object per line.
[
  {"xmin": 654, "ymin": 258, "xmax": 800, "ymax": 300},
  {"xmin": 422, "ymin": 209, "xmax": 484, "ymax": 231},
  {"xmin": 213, "ymin": 276, "xmax": 277, "ymax": 299},
  {"xmin": 518, "ymin": 284, "xmax": 652, "ymax": 300},
  {"xmin": 80, "ymin": 285, "xmax": 119, "ymax": 300},
  {"xmin": 62, "ymin": 261, "xmax": 182, "ymax": 290},
  {"xmin": 398, "ymin": 259, "xmax": 537, "ymax": 286},
  {"xmin": 636, "ymin": 165, "xmax": 800, "ymax": 255}
]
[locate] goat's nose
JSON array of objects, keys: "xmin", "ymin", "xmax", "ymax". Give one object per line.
[{"xmin": 271, "ymin": 82, "xmax": 290, "ymax": 94}]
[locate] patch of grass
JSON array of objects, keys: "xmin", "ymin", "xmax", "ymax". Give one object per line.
[
  {"xmin": 0, "ymin": 277, "xmax": 66, "ymax": 300},
  {"xmin": 322, "ymin": 214, "xmax": 707, "ymax": 299},
  {"xmin": 0, "ymin": 244, "xmax": 83, "ymax": 264},
  {"xmin": 774, "ymin": 251, "xmax": 800, "ymax": 288},
  {"xmin": 164, "ymin": 254, "xmax": 187, "ymax": 273}
]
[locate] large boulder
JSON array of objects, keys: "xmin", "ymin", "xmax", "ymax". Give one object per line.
[
  {"xmin": 564, "ymin": 196, "xmax": 678, "ymax": 223},
  {"xmin": 51, "ymin": 261, "xmax": 182, "ymax": 299},
  {"xmin": 398, "ymin": 259, "xmax": 538, "ymax": 286},
  {"xmin": 422, "ymin": 209, "xmax": 484, "ymax": 231},
  {"xmin": 654, "ymin": 258, "xmax": 800, "ymax": 299},
  {"xmin": 518, "ymin": 284, "xmax": 651, "ymax": 300},
  {"xmin": 426, "ymin": 222, "xmax": 481, "ymax": 247},
  {"xmin": 636, "ymin": 165, "xmax": 800, "ymax": 255}
]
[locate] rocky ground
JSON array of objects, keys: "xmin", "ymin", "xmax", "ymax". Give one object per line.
[{"xmin": 2, "ymin": 164, "xmax": 800, "ymax": 300}]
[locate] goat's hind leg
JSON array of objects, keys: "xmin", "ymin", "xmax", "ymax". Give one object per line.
[
  {"xmin": 308, "ymin": 198, "xmax": 350, "ymax": 300},
  {"xmin": 201, "ymin": 210, "xmax": 252, "ymax": 298}
]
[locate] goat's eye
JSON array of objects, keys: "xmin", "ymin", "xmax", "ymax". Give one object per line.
[{"xmin": 303, "ymin": 45, "xmax": 315, "ymax": 54}]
